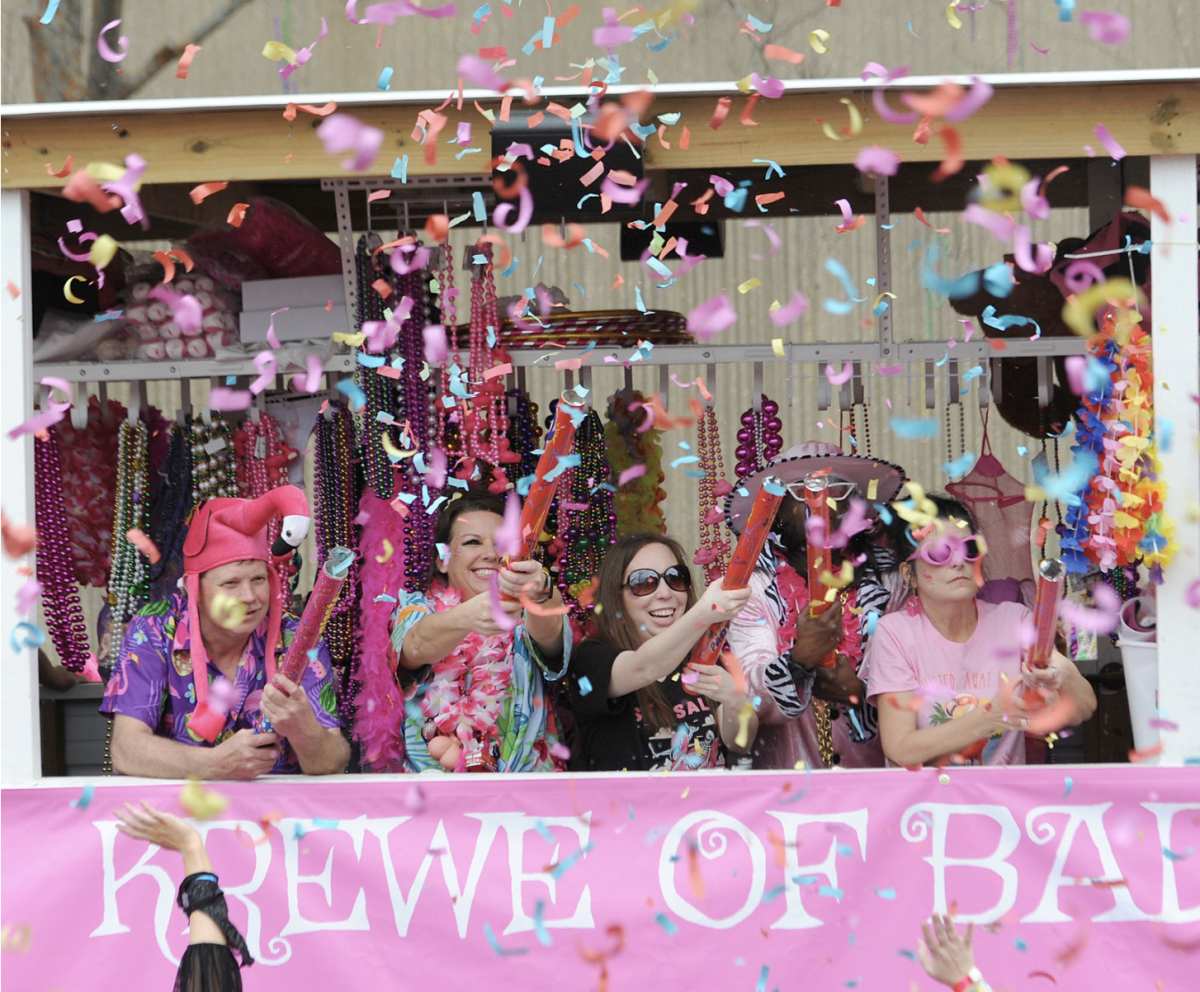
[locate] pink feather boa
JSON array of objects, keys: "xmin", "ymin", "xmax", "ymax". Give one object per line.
[{"xmin": 353, "ymin": 489, "xmax": 410, "ymax": 772}]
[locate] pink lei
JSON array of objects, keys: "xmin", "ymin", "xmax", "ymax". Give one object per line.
[
  {"xmin": 415, "ymin": 583, "xmax": 516, "ymax": 746},
  {"xmin": 773, "ymin": 559, "xmax": 863, "ymax": 665}
]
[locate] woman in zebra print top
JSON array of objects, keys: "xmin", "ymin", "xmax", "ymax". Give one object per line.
[{"xmin": 724, "ymin": 443, "xmax": 908, "ymax": 770}]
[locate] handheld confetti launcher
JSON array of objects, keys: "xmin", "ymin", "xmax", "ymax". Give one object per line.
[
  {"xmin": 512, "ymin": 390, "xmax": 586, "ymax": 562},
  {"xmin": 804, "ymin": 475, "xmax": 839, "ymax": 669},
  {"xmin": 684, "ymin": 476, "xmax": 786, "ymax": 693},
  {"xmin": 279, "ymin": 547, "xmax": 355, "ymax": 684},
  {"xmin": 1028, "ymin": 557, "xmax": 1065, "ymax": 671}
]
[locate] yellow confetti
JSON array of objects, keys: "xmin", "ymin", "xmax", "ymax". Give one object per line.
[
  {"xmin": 979, "ymin": 160, "xmax": 1032, "ymax": 212},
  {"xmin": 209, "ymin": 591, "xmax": 247, "ymax": 630},
  {"xmin": 809, "ymin": 29, "xmax": 831, "ymax": 53},
  {"xmin": 375, "ymin": 538, "xmax": 394, "ymax": 563},
  {"xmin": 262, "ymin": 40, "xmax": 299, "ymax": 66},
  {"xmin": 180, "ymin": 779, "xmax": 230, "ymax": 821},
  {"xmin": 1061, "ymin": 279, "xmax": 1143, "ymax": 337},
  {"xmin": 88, "ymin": 234, "xmax": 119, "ymax": 270},
  {"xmin": 680, "ymin": 786, "xmax": 690, "ymax": 799},
  {"xmin": 333, "ymin": 331, "xmax": 366, "ymax": 346},
  {"xmin": 734, "ymin": 700, "xmax": 754, "ymax": 749},
  {"xmin": 735, "ymin": 74, "xmax": 754, "ymax": 94},
  {"xmin": 872, "ymin": 292, "xmax": 897, "ymax": 309},
  {"xmin": 818, "ymin": 561, "xmax": 856, "ymax": 591},
  {"xmin": 63, "ymin": 276, "xmax": 87, "ymax": 304},
  {"xmin": 821, "ymin": 98, "xmax": 862, "ymax": 141},
  {"xmin": 0, "ymin": 923, "xmax": 32, "ymax": 954},
  {"xmin": 946, "ymin": 1, "xmax": 963, "ymax": 29},
  {"xmin": 84, "ymin": 161, "xmax": 127, "ymax": 184},
  {"xmin": 771, "ymin": 338, "xmax": 785, "ymax": 358},
  {"xmin": 737, "ymin": 277, "xmax": 762, "ymax": 294},
  {"xmin": 380, "ymin": 432, "xmax": 417, "ymax": 461},
  {"xmin": 867, "ymin": 479, "xmax": 878, "ymax": 500}
]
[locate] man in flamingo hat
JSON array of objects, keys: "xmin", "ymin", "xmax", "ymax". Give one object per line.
[{"xmin": 102, "ymin": 486, "xmax": 349, "ymax": 778}]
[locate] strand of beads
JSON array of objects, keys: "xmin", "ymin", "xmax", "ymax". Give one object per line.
[
  {"xmin": 146, "ymin": 423, "xmax": 193, "ymax": 603},
  {"xmin": 734, "ymin": 394, "xmax": 783, "ymax": 478},
  {"xmin": 109, "ymin": 420, "xmax": 150, "ymax": 636},
  {"xmin": 189, "ymin": 413, "xmax": 237, "ymax": 507},
  {"xmin": 604, "ymin": 389, "xmax": 666, "ymax": 537},
  {"xmin": 695, "ymin": 406, "xmax": 733, "ymax": 581},
  {"xmin": 357, "ymin": 236, "xmax": 397, "ymax": 498},
  {"xmin": 235, "ymin": 412, "xmax": 294, "ymax": 601},
  {"xmin": 557, "ymin": 410, "xmax": 616, "ymax": 623},
  {"xmin": 505, "ymin": 388, "xmax": 543, "ymax": 484},
  {"xmin": 437, "ymin": 240, "xmax": 460, "ymax": 452},
  {"xmin": 34, "ymin": 427, "xmax": 92, "ymax": 670},
  {"xmin": 314, "ymin": 403, "xmax": 361, "ymax": 723}
]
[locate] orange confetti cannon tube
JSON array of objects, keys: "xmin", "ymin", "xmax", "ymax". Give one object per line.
[
  {"xmin": 513, "ymin": 392, "xmax": 585, "ymax": 561},
  {"xmin": 804, "ymin": 475, "xmax": 839, "ymax": 669},
  {"xmin": 1028, "ymin": 558, "xmax": 1065, "ymax": 671},
  {"xmin": 279, "ymin": 547, "xmax": 354, "ymax": 685},
  {"xmin": 685, "ymin": 476, "xmax": 786, "ymax": 692}
]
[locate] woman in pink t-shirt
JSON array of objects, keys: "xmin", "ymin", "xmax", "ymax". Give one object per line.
[{"xmin": 865, "ymin": 496, "xmax": 1096, "ymax": 767}]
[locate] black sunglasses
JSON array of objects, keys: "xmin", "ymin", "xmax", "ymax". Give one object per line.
[{"xmin": 623, "ymin": 565, "xmax": 691, "ymax": 598}]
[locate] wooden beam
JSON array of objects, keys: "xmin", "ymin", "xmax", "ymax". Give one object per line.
[{"xmin": 3, "ymin": 81, "xmax": 1196, "ymax": 189}]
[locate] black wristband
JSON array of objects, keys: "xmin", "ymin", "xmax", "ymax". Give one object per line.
[{"xmin": 177, "ymin": 873, "xmax": 255, "ymax": 968}]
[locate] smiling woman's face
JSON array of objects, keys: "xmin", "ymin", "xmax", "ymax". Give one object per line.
[
  {"xmin": 438, "ymin": 511, "xmax": 503, "ymax": 600},
  {"xmin": 621, "ymin": 542, "xmax": 690, "ymax": 645},
  {"xmin": 908, "ymin": 515, "xmax": 981, "ymax": 607}
]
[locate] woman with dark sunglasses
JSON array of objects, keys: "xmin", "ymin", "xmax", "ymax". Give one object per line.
[
  {"xmin": 566, "ymin": 534, "xmax": 755, "ymax": 772},
  {"xmin": 865, "ymin": 495, "xmax": 1096, "ymax": 767}
]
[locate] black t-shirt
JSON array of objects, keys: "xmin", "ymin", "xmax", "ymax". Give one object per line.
[{"xmin": 567, "ymin": 639, "xmax": 726, "ymax": 772}]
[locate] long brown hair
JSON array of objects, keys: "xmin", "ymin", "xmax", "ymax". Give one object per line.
[{"xmin": 592, "ymin": 533, "xmax": 706, "ymax": 732}]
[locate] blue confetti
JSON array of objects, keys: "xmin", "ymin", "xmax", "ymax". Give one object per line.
[
  {"xmin": 549, "ymin": 842, "xmax": 594, "ymax": 880},
  {"xmin": 1163, "ymin": 846, "xmax": 1194, "ymax": 861},
  {"xmin": 312, "ymin": 817, "xmax": 340, "ymax": 829},
  {"xmin": 864, "ymin": 611, "xmax": 880, "ymax": 637},
  {"xmin": 752, "ymin": 158, "xmax": 785, "ymax": 180},
  {"xmin": 293, "ymin": 822, "xmax": 307, "ymax": 838},
  {"xmin": 391, "ymin": 155, "xmax": 409, "ymax": 182},
  {"xmin": 39, "ymin": 0, "xmax": 61, "ymax": 24},
  {"xmin": 532, "ymin": 900, "xmax": 552, "ymax": 946},
  {"xmin": 483, "ymin": 921, "xmax": 528, "ymax": 956},
  {"xmin": 1062, "ymin": 776, "xmax": 1073, "ymax": 797},
  {"xmin": 818, "ymin": 885, "xmax": 844, "ymax": 900},
  {"xmin": 534, "ymin": 819, "xmax": 556, "ymax": 844},
  {"xmin": 746, "ymin": 14, "xmax": 773, "ymax": 31},
  {"xmin": 70, "ymin": 784, "xmax": 95, "ymax": 809},
  {"xmin": 577, "ymin": 675, "xmax": 593, "ymax": 696},
  {"xmin": 836, "ymin": 843, "xmax": 853, "ymax": 858},
  {"xmin": 943, "ymin": 452, "xmax": 976, "ymax": 481},
  {"xmin": 890, "ymin": 417, "xmax": 939, "ymax": 440},
  {"xmin": 1015, "ymin": 937, "xmax": 1028, "ymax": 951},
  {"xmin": 336, "ymin": 379, "xmax": 367, "ymax": 412},
  {"xmin": 897, "ymin": 949, "xmax": 917, "ymax": 961},
  {"xmin": 655, "ymin": 912, "xmax": 678, "ymax": 935},
  {"xmin": 756, "ymin": 965, "xmax": 770, "ymax": 992},
  {"xmin": 472, "ymin": 191, "xmax": 487, "ymax": 222},
  {"xmin": 873, "ymin": 887, "xmax": 896, "ymax": 900},
  {"xmin": 499, "ymin": 255, "xmax": 520, "ymax": 278},
  {"xmin": 1159, "ymin": 418, "xmax": 1174, "ymax": 452},
  {"xmin": 377, "ymin": 67, "xmax": 393, "ymax": 90},
  {"xmin": 10, "ymin": 621, "xmax": 45, "ymax": 652}
]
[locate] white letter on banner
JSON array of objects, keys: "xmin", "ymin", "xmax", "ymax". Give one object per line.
[
  {"xmin": 365, "ymin": 816, "xmax": 505, "ymax": 938},
  {"xmin": 193, "ymin": 820, "xmax": 287, "ymax": 964},
  {"xmin": 90, "ymin": 820, "xmax": 183, "ymax": 966},
  {"xmin": 502, "ymin": 813, "xmax": 594, "ymax": 936},
  {"xmin": 280, "ymin": 817, "xmax": 370, "ymax": 936},
  {"xmin": 766, "ymin": 810, "xmax": 868, "ymax": 930},
  {"xmin": 902, "ymin": 804, "xmax": 1020, "ymax": 923},
  {"xmin": 1143, "ymin": 804, "xmax": 1200, "ymax": 923},
  {"xmin": 1022, "ymin": 804, "xmax": 1153, "ymax": 923},
  {"xmin": 659, "ymin": 811, "xmax": 766, "ymax": 929}
]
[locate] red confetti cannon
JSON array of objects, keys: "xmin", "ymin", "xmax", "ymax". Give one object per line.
[
  {"xmin": 1027, "ymin": 557, "xmax": 1065, "ymax": 671},
  {"xmin": 512, "ymin": 391, "xmax": 585, "ymax": 561},
  {"xmin": 279, "ymin": 547, "xmax": 354, "ymax": 684},
  {"xmin": 804, "ymin": 475, "xmax": 839, "ymax": 669},
  {"xmin": 685, "ymin": 475, "xmax": 786, "ymax": 692}
]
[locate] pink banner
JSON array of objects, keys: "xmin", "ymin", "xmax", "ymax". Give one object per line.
[{"xmin": 2, "ymin": 767, "xmax": 1197, "ymax": 989}]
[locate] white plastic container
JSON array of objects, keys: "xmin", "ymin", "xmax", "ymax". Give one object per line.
[{"xmin": 1118, "ymin": 639, "xmax": 1159, "ymax": 757}]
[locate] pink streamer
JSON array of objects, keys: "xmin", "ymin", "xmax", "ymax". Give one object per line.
[
  {"xmin": 423, "ymin": 324, "xmax": 448, "ymax": 364},
  {"xmin": 874, "ymin": 363, "xmax": 904, "ymax": 375},
  {"xmin": 1080, "ymin": 11, "xmax": 1131, "ymax": 45},
  {"xmin": 493, "ymin": 186, "xmax": 533, "ymax": 234},
  {"xmin": 750, "ymin": 73, "xmax": 785, "ymax": 99},
  {"xmin": 1062, "ymin": 259, "xmax": 1106, "ymax": 293},
  {"xmin": 962, "ymin": 203, "xmax": 1016, "ymax": 241},
  {"xmin": 709, "ymin": 175, "xmax": 735, "ymax": 197},
  {"xmin": 316, "ymin": 113, "xmax": 384, "ymax": 171},
  {"xmin": 854, "ymin": 145, "xmax": 901, "ymax": 177},
  {"xmin": 942, "ymin": 77, "xmax": 994, "ymax": 122},
  {"xmin": 769, "ymin": 290, "xmax": 809, "ymax": 328},
  {"xmin": 9, "ymin": 403, "xmax": 70, "ymax": 440},
  {"xmin": 494, "ymin": 492, "xmax": 522, "ymax": 558},
  {"xmin": 100, "ymin": 153, "xmax": 149, "ymax": 230},
  {"xmin": 687, "ymin": 293, "xmax": 738, "ymax": 341},
  {"xmin": 359, "ymin": 1, "xmax": 457, "ymax": 24},
  {"xmin": 825, "ymin": 362, "xmax": 854, "ymax": 385},
  {"xmin": 834, "ymin": 198, "xmax": 856, "ymax": 226},
  {"xmin": 209, "ymin": 387, "xmax": 252, "ymax": 412},
  {"xmin": 1013, "ymin": 226, "xmax": 1054, "ymax": 274},
  {"xmin": 618, "ymin": 464, "xmax": 647, "ymax": 486},
  {"xmin": 57, "ymin": 236, "xmax": 95, "ymax": 264},
  {"xmin": 1093, "ymin": 123, "xmax": 1127, "ymax": 161},
  {"xmin": 298, "ymin": 355, "xmax": 324, "ymax": 393},
  {"xmin": 743, "ymin": 219, "xmax": 782, "ymax": 261},
  {"xmin": 148, "ymin": 285, "xmax": 202, "ymax": 335},
  {"xmin": 249, "ymin": 351, "xmax": 277, "ymax": 394},
  {"xmin": 96, "ymin": 19, "xmax": 129, "ymax": 63},
  {"xmin": 1020, "ymin": 178, "xmax": 1051, "ymax": 220},
  {"xmin": 16, "ymin": 579, "xmax": 43, "ymax": 615},
  {"xmin": 487, "ymin": 575, "xmax": 518, "ymax": 632},
  {"xmin": 600, "ymin": 176, "xmax": 649, "ymax": 205},
  {"xmin": 456, "ymin": 54, "xmax": 510, "ymax": 92}
]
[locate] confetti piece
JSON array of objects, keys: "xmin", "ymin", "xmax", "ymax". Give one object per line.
[
  {"xmin": 764, "ymin": 43, "xmax": 805, "ymax": 64},
  {"xmin": 1080, "ymin": 11, "xmax": 1131, "ymax": 44},
  {"xmin": 1093, "ymin": 123, "xmax": 1126, "ymax": 161},
  {"xmin": 227, "ymin": 203, "xmax": 249, "ymax": 227},
  {"xmin": 708, "ymin": 96, "xmax": 733, "ymax": 130},
  {"xmin": 70, "ymin": 784, "xmax": 94, "ymax": 809},
  {"xmin": 770, "ymin": 290, "xmax": 809, "ymax": 327},
  {"xmin": 855, "ymin": 145, "xmax": 901, "ymax": 176},
  {"xmin": 317, "ymin": 113, "xmax": 384, "ymax": 171},
  {"xmin": 482, "ymin": 921, "xmax": 528, "ymax": 956},
  {"xmin": 825, "ymin": 362, "xmax": 853, "ymax": 385},
  {"xmin": 688, "ymin": 293, "xmax": 738, "ymax": 341},
  {"xmin": 188, "ymin": 181, "xmax": 228, "ymax": 205},
  {"xmin": 738, "ymin": 278, "xmax": 762, "ymax": 294},
  {"xmin": 96, "ymin": 19, "xmax": 129, "ymax": 62},
  {"xmin": 125, "ymin": 528, "xmax": 161, "ymax": 564},
  {"xmin": 262, "ymin": 40, "xmax": 298, "ymax": 65},
  {"xmin": 809, "ymin": 29, "xmax": 831, "ymax": 53},
  {"xmin": 44, "ymin": 155, "xmax": 73, "ymax": 179},
  {"xmin": 175, "ymin": 43, "xmax": 202, "ymax": 79},
  {"xmin": 891, "ymin": 417, "xmax": 939, "ymax": 440},
  {"xmin": 821, "ymin": 98, "xmax": 862, "ymax": 140},
  {"xmin": 179, "ymin": 779, "xmax": 230, "ymax": 820},
  {"xmin": 1124, "ymin": 185, "xmax": 1170, "ymax": 223},
  {"xmin": 655, "ymin": 912, "xmax": 677, "ymax": 935},
  {"xmin": 88, "ymin": 234, "xmax": 119, "ymax": 270},
  {"xmin": 39, "ymin": 0, "xmax": 62, "ymax": 24}
]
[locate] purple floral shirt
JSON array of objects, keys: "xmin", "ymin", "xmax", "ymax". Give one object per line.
[{"xmin": 100, "ymin": 594, "xmax": 342, "ymax": 774}]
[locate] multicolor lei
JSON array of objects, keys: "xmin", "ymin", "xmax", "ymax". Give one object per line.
[
  {"xmin": 413, "ymin": 583, "xmax": 515, "ymax": 747},
  {"xmin": 773, "ymin": 558, "xmax": 864, "ymax": 665},
  {"xmin": 1060, "ymin": 306, "xmax": 1177, "ymax": 581}
]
